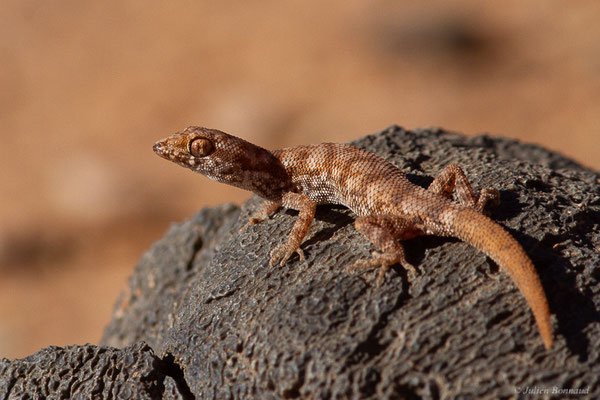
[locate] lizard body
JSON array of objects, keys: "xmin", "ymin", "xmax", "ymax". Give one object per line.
[{"xmin": 153, "ymin": 126, "xmax": 553, "ymax": 349}]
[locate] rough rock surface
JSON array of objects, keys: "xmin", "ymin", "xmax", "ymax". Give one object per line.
[
  {"xmin": 3, "ymin": 126, "xmax": 600, "ymax": 399},
  {"xmin": 0, "ymin": 342, "xmax": 192, "ymax": 399}
]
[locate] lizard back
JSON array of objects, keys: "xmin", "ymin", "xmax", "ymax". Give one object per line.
[
  {"xmin": 274, "ymin": 143, "xmax": 461, "ymax": 235},
  {"xmin": 274, "ymin": 143, "xmax": 416, "ymax": 216}
]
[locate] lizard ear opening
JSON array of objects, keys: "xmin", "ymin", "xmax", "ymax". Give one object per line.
[{"xmin": 189, "ymin": 138, "xmax": 216, "ymax": 157}]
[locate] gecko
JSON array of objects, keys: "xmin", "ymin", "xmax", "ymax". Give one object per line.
[{"xmin": 153, "ymin": 126, "xmax": 553, "ymax": 349}]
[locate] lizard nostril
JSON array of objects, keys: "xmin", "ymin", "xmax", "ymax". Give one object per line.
[
  {"xmin": 153, "ymin": 142, "xmax": 164, "ymax": 153},
  {"xmin": 153, "ymin": 142, "xmax": 171, "ymax": 159}
]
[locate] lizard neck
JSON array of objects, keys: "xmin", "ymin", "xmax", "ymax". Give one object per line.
[{"xmin": 210, "ymin": 145, "xmax": 295, "ymax": 202}]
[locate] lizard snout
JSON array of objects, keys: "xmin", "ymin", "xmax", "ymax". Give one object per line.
[{"xmin": 153, "ymin": 140, "xmax": 169, "ymax": 159}]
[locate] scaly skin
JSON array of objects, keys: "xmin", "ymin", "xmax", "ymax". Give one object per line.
[{"xmin": 153, "ymin": 126, "xmax": 553, "ymax": 349}]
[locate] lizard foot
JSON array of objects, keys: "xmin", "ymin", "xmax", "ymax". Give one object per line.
[
  {"xmin": 347, "ymin": 253, "xmax": 418, "ymax": 285},
  {"xmin": 269, "ymin": 243, "xmax": 305, "ymax": 266},
  {"xmin": 477, "ymin": 188, "xmax": 500, "ymax": 215}
]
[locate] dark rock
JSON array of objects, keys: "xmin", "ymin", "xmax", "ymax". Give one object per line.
[
  {"xmin": 101, "ymin": 203, "xmax": 242, "ymax": 355},
  {"xmin": 0, "ymin": 342, "xmax": 192, "ymax": 399},
  {"xmin": 4, "ymin": 127, "xmax": 599, "ymax": 399}
]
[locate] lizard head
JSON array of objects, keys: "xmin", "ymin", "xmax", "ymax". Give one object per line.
[{"xmin": 153, "ymin": 126, "xmax": 293, "ymax": 200}]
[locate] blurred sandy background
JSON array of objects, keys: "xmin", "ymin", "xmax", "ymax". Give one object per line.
[{"xmin": 1, "ymin": 1, "xmax": 599, "ymax": 359}]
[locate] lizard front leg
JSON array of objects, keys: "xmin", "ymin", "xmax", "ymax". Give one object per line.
[
  {"xmin": 348, "ymin": 214, "xmax": 420, "ymax": 284},
  {"xmin": 240, "ymin": 199, "xmax": 281, "ymax": 232},
  {"xmin": 428, "ymin": 164, "xmax": 500, "ymax": 214},
  {"xmin": 269, "ymin": 192, "xmax": 316, "ymax": 266}
]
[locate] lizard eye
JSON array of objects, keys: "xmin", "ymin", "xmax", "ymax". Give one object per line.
[{"xmin": 189, "ymin": 138, "xmax": 215, "ymax": 157}]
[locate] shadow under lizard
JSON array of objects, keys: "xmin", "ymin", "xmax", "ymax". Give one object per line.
[{"xmin": 153, "ymin": 126, "xmax": 553, "ymax": 349}]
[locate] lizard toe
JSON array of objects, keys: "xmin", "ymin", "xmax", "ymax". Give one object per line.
[
  {"xmin": 346, "ymin": 258, "xmax": 378, "ymax": 273},
  {"xmin": 401, "ymin": 260, "xmax": 419, "ymax": 280},
  {"xmin": 270, "ymin": 244, "xmax": 303, "ymax": 266},
  {"xmin": 239, "ymin": 216, "xmax": 266, "ymax": 233},
  {"xmin": 477, "ymin": 188, "xmax": 501, "ymax": 214}
]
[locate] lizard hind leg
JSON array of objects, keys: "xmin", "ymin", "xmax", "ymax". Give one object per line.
[
  {"xmin": 427, "ymin": 164, "xmax": 500, "ymax": 214},
  {"xmin": 348, "ymin": 215, "xmax": 420, "ymax": 285}
]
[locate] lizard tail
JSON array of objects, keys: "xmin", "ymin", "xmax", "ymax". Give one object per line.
[{"xmin": 451, "ymin": 208, "xmax": 553, "ymax": 349}]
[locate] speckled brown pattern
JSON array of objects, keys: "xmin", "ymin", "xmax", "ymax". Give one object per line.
[{"xmin": 153, "ymin": 126, "xmax": 553, "ymax": 349}]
